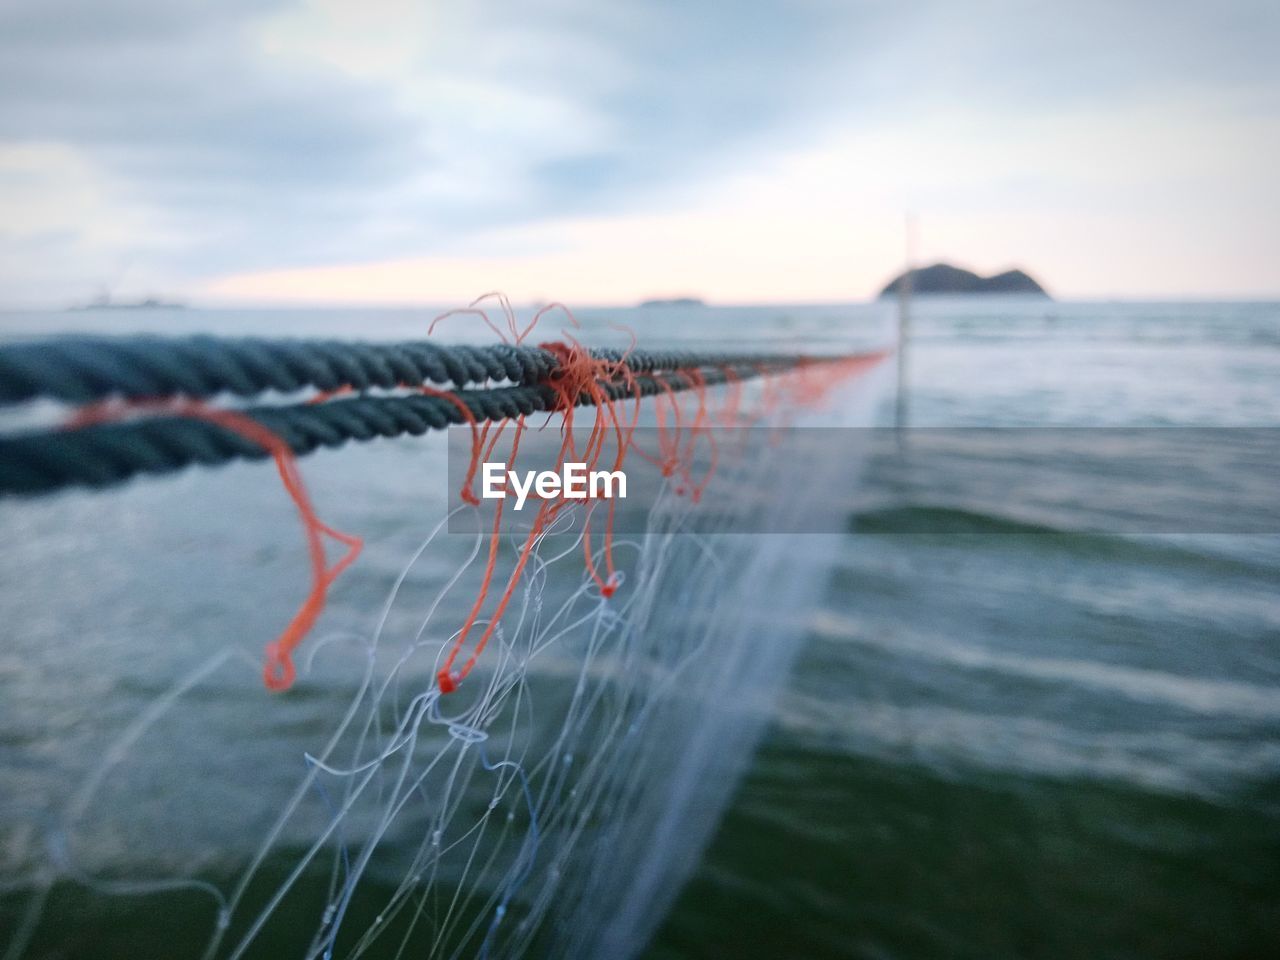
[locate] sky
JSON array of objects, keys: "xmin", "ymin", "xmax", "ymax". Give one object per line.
[{"xmin": 0, "ymin": 0, "xmax": 1277, "ymax": 307}]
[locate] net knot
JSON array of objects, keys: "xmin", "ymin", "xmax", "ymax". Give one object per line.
[
  {"xmin": 263, "ymin": 642, "xmax": 296, "ymax": 691},
  {"xmin": 436, "ymin": 669, "xmax": 460, "ymax": 694},
  {"xmin": 538, "ymin": 340, "xmax": 600, "ymax": 411}
]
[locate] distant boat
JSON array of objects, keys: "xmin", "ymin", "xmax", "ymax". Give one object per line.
[
  {"xmin": 638, "ymin": 296, "xmax": 705, "ymax": 308},
  {"xmin": 70, "ymin": 294, "xmax": 187, "ymax": 311}
]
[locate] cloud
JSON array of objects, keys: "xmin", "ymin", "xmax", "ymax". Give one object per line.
[
  {"xmin": 0, "ymin": 0, "xmax": 424, "ymax": 295},
  {"xmin": 1, "ymin": 0, "xmax": 903, "ymax": 296},
  {"xmin": 0, "ymin": 0, "xmax": 1277, "ymax": 303}
]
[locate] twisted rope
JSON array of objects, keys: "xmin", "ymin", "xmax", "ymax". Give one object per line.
[
  {"xmin": 0, "ymin": 335, "xmax": 811, "ymax": 406},
  {"xmin": 0, "ymin": 363, "xmax": 812, "ymax": 497}
]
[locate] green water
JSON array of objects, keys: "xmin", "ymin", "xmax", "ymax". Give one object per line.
[{"xmin": 2, "ymin": 300, "xmax": 1279, "ymax": 958}]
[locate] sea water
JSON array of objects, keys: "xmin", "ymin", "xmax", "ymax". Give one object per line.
[{"xmin": 1, "ymin": 299, "xmax": 1277, "ymax": 958}]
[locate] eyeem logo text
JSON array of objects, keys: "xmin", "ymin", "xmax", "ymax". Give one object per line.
[{"xmin": 482, "ymin": 462, "xmax": 627, "ymax": 511}]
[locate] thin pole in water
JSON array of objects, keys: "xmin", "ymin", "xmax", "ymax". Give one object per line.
[{"xmin": 895, "ymin": 213, "xmax": 916, "ymax": 435}]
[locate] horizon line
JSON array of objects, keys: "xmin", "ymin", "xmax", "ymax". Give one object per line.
[{"xmin": 5, "ymin": 294, "xmax": 1280, "ymax": 312}]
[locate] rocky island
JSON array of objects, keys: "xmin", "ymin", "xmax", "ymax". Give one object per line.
[{"xmin": 879, "ymin": 262, "xmax": 1049, "ymax": 297}]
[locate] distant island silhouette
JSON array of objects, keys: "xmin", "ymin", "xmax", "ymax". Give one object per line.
[
  {"xmin": 638, "ymin": 296, "xmax": 705, "ymax": 308},
  {"xmin": 71, "ymin": 294, "xmax": 187, "ymax": 311},
  {"xmin": 879, "ymin": 263, "xmax": 1049, "ymax": 298}
]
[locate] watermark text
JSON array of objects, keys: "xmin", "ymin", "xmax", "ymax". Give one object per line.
[{"xmin": 482, "ymin": 462, "xmax": 627, "ymax": 511}]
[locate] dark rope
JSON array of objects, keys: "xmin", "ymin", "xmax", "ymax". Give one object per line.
[
  {"xmin": 0, "ymin": 362, "xmax": 817, "ymax": 497},
  {"xmin": 0, "ymin": 335, "xmax": 815, "ymax": 406}
]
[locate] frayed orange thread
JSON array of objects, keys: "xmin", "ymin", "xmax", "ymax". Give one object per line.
[
  {"xmin": 433, "ymin": 332, "xmax": 641, "ymax": 694},
  {"xmin": 573, "ymin": 323, "xmax": 643, "ymax": 595},
  {"xmin": 626, "ymin": 374, "xmax": 686, "ymax": 480},
  {"xmin": 674, "ymin": 368, "xmax": 719, "ymax": 503},
  {"xmin": 64, "ymin": 398, "xmax": 362, "ymax": 691},
  {"xmin": 551, "ymin": 334, "xmax": 640, "ymax": 597},
  {"xmin": 426, "ymin": 297, "xmax": 891, "ymax": 695},
  {"xmin": 717, "ymin": 365, "xmax": 745, "ymax": 429},
  {"xmin": 436, "ymin": 349, "xmax": 627, "ymax": 692},
  {"xmin": 419, "ymin": 385, "xmax": 485, "ymax": 505},
  {"xmin": 429, "ymin": 302, "xmax": 598, "ymax": 692}
]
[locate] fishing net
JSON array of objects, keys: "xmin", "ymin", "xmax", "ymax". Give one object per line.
[{"xmin": 0, "ymin": 303, "xmax": 889, "ymax": 960}]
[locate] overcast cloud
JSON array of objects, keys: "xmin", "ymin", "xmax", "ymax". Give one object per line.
[{"xmin": 1, "ymin": 0, "xmax": 1277, "ymax": 304}]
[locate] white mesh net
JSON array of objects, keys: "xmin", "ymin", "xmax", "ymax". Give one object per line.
[{"xmin": 2, "ymin": 354, "xmax": 887, "ymax": 960}]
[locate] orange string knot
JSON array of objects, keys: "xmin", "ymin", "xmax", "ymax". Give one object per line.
[{"xmin": 436, "ymin": 668, "xmax": 460, "ymax": 695}]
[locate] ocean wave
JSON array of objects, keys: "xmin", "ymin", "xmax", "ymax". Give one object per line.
[
  {"xmin": 774, "ymin": 691, "xmax": 1280, "ymax": 800},
  {"xmin": 811, "ymin": 610, "xmax": 1280, "ymax": 722},
  {"xmin": 848, "ymin": 505, "xmax": 1280, "ymax": 578}
]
